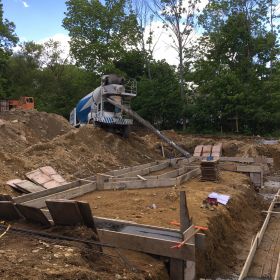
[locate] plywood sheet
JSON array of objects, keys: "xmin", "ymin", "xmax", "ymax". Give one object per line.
[
  {"xmin": 46, "ymin": 199, "xmax": 83, "ymax": 226},
  {"xmin": 15, "ymin": 180, "xmax": 46, "ymax": 193}
]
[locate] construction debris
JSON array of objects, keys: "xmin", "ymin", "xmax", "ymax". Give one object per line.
[
  {"xmin": 194, "ymin": 143, "xmax": 223, "ymax": 159},
  {"xmin": 208, "ymin": 192, "xmax": 230, "ymax": 205},
  {"xmin": 6, "ymin": 166, "xmax": 67, "ymax": 194},
  {"xmin": 26, "ymin": 166, "xmax": 67, "ymax": 189}
]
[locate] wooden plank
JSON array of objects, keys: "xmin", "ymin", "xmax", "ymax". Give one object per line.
[
  {"xmin": 238, "ymin": 234, "xmax": 259, "ymax": 280},
  {"xmin": 149, "ymin": 161, "xmax": 170, "ymax": 172},
  {"xmin": 77, "ymin": 201, "xmax": 98, "ymax": 234},
  {"xmin": 176, "ymin": 168, "xmax": 200, "ymax": 185},
  {"xmin": 180, "ymin": 191, "xmax": 191, "ymax": 232},
  {"xmin": 157, "ymin": 166, "xmax": 190, "ymax": 179},
  {"xmin": 175, "ymin": 157, "xmax": 197, "ymax": 168},
  {"xmin": 238, "ymin": 188, "xmax": 280, "ymax": 280},
  {"xmin": 237, "ymin": 165, "xmax": 262, "ymax": 173},
  {"xmin": 22, "ymin": 182, "xmax": 96, "ymax": 208},
  {"xmin": 274, "ymin": 252, "xmax": 280, "ymax": 280},
  {"xmin": 105, "ymin": 162, "xmax": 155, "ymax": 176},
  {"xmin": 137, "ymin": 175, "xmax": 147, "ymax": 181},
  {"xmin": 106, "ymin": 168, "xmax": 198, "ymax": 189},
  {"xmin": 116, "ymin": 166, "xmax": 153, "ymax": 178},
  {"xmin": 108, "ymin": 176, "xmax": 158, "ymax": 182},
  {"xmin": 182, "ymin": 225, "xmax": 195, "ymax": 241},
  {"xmin": 97, "ymin": 229, "xmax": 195, "ymax": 260},
  {"xmin": 16, "ymin": 204, "xmax": 51, "ymax": 226},
  {"xmin": 46, "ymin": 199, "xmax": 84, "ymax": 226},
  {"xmin": 219, "ymin": 156, "xmax": 273, "ymax": 164},
  {"xmin": 106, "ymin": 160, "xmax": 169, "ymax": 177},
  {"xmin": 117, "ymin": 161, "xmax": 170, "ymax": 178},
  {"xmin": 220, "ymin": 157, "xmax": 255, "ymax": 163},
  {"xmin": 0, "ymin": 201, "xmax": 23, "ymax": 221},
  {"xmin": 13, "ymin": 180, "xmax": 81, "ymax": 204},
  {"xmin": 94, "ymin": 216, "xmax": 182, "ymax": 234},
  {"xmin": 15, "ymin": 180, "xmax": 46, "ymax": 193},
  {"xmin": 103, "ymin": 178, "xmax": 176, "ymax": 190}
]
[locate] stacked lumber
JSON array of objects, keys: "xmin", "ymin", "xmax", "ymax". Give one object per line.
[
  {"xmin": 193, "ymin": 145, "xmax": 203, "ymax": 157},
  {"xmin": 200, "ymin": 160, "xmax": 219, "ymax": 181},
  {"xmin": 202, "ymin": 145, "xmax": 212, "ymax": 157},
  {"xmin": 193, "ymin": 143, "xmax": 223, "ymax": 159},
  {"xmin": 6, "ymin": 166, "xmax": 67, "ymax": 194},
  {"xmin": 212, "ymin": 143, "xmax": 222, "ymax": 159}
]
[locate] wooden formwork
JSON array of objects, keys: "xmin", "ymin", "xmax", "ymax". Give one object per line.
[
  {"xmin": 238, "ymin": 188, "xmax": 280, "ymax": 280},
  {"xmin": 8, "ymin": 158, "xmax": 203, "ymax": 280}
]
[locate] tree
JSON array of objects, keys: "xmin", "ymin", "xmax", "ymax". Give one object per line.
[
  {"xmin": 63, "ymin": 0, "xmax": 141, "ymax": 71},
  {"xmin": 0, "ymin": 0, "xmax": 18, "ymax": 96},
  {"xmin": 7, "ymin": 40, "xmax": 98, "ymax": 117},
  {"xmin": 149, "ymin": 0, "xmax": 200, "ymax": 129},
  {"xmin": 132, "ymin": 60, "xmax": 182, "ymax": 129},
  {"xmin": 187, "ymin": 0, "xmax": 280, "ymax": 134}
]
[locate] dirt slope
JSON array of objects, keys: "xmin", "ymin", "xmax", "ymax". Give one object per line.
[{"xmin": 0, "ymin": 110, "xmax": 160, "ymax": 195}]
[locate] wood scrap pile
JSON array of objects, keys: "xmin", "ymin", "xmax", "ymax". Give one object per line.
[
  {"xmin": 200, "ymin": 160, "xmax": 219, "ymax": 182},
  {"xmin": 193, "ymin": 143, "xmax": 222, "ymax": 159},
  {"xmin": 6, "ymin": 166, "xmax": 67, "ymax": 194}
]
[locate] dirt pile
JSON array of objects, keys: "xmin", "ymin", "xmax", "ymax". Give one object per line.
[
  {"xmin": 0, "ymin": 225, "xmax": 168, "ymax": 280},
  {"xmin": 0, "ymin": 110, "xmax": 72, "ymax": 149},
  {"xmin": 141, "ymin": 130, "xmax": 280, "ymax": 171},
  {"xmin": 0, "ymin": 110, "xmax": 161, "ymax": 195}
]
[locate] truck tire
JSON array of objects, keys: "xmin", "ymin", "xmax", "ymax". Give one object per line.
[{"xmin": 122, "ymin": 126, "xmax": 130, "ymax": 138}]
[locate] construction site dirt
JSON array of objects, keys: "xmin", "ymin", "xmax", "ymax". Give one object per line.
[{"xmin": 0, "ymin": 109, "xmax": 280, "ymax": 279}]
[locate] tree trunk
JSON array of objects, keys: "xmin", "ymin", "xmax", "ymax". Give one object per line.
[{"xmin": 178, "ymin": 35, "xmax": 186, "ymax": 130}]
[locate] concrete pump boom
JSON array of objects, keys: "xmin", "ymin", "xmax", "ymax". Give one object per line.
[{"xmin": 106, "ymin": 97, "xmax": 191, "ymax": 158}]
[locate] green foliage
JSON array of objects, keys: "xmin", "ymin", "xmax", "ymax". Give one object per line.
[
  {"xmin": 1, "ymin": 0, "xmax": 279, "ymax": 135},
  {"xmin": 132, "ymin": 61, "xmax": 182, "ymax": 129},
  {"xmin": 7, "ymin": 40, "xmax": 99, "ymax": 117},
  {"xmin": 0, "ymin": 0, "xmax": 18, "ymax": 96},
  {"xmin": 187, "ymin": 0, "xmax": 280, "ymax": 134},
  {"xmin": 63, "ymin": 0, "xmax": 141, "ymax": 71}
]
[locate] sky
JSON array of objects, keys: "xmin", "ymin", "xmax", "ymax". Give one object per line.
[
  {"xmin": 3, "ymin": 0, "xmax": 67, "ymax": 41},
  {"xmin": 2, "ymin": 0, "xmax": 208, "ymax": 65}
]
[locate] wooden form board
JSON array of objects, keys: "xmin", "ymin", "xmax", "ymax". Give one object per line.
[
  {"xmin": 103, "ymin": 168, "xmax": 200, "ymax": 190},
  {"xmin": 238, "ymin": 188, "xmax": 280, "ymax": 280},
  {"xmin": 275, "ymin": 253, "xmax": 280, "ymax": 280},
  {"xmin": 107, "ymin": 166, "xmax": 192, "ymax": 182},
  {"xmin": 46, "ymin": 199, "xmax": 84, "ymax": 226},
  {"xmin": 13, "ymin": 158, "xmax": 189, "ymax": 205},
  {"xmin": 16, "ymin": 204, "xmax": 51, "ymax": 226},
  {"xmin": 0, "ymin": 201, "xmax": 23, "ymax": 221},
  {"xmin": 14, "ymin": 161, "xmax": 199, "ymax": 209},
  {"xmin": 97, "ymin": 228, "xmax": 194, "ymax": 260},
  {"xmin": 105, "ymin": 160, "xmax": 170, "ymax": 177},
  {"xmin": 115, "ymin": 161, "xmax": 170, "ymax": 178},
  {"xmin": 21, "ymin": 182, "xmax": 96, "ymax": 208},
  {"xmin": 19, "ymin": 204, "xmax": 195, "ymax": 262},
  {"xmin": 236, "ymin": 165, "xmax": 262, "ymax": 173},
  {"xmin": 13, "ymin": 180, "xmax": 81, "ymax": 204},
  {"xmin": 218, "ymin": 156, "xmax": 273, "ymax": 164}
]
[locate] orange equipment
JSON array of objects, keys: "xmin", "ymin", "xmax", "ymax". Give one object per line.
[
  {"xmin": 9, "ymin": 96, "xmax": 34, "ymax": 110},
  {"xmin": 0, "ymin": 97, "xmax": 35, "ymax": 112}
]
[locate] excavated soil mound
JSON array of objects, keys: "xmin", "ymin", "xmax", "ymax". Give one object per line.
[
  {"xmin": 0, "ymin": 225, "xmax": 168, "ymax": 280},
  {"xmin": 0, "ymin": 111, "xmax": 160, "ymax": 195}
]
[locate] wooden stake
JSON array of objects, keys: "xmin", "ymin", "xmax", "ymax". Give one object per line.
[
  {"xmin": 180, "ymin": 191, "xmax": 191, "ymax": 232},
  {"xmin": 161, "ymin": 143, "xmax": 165, "ymax": 158}
]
